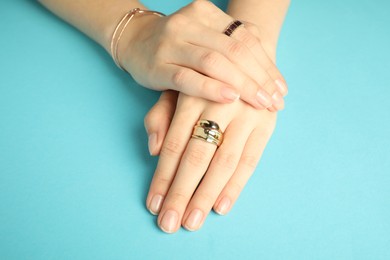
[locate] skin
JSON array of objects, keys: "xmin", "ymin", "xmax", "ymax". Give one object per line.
[
  {"xmin": 38, "ymin": 0, "xmax": 290, "ymax": 233},
  {"xmin": 144, "ymin": 0, "xmax": 290, "ymax": 233},
  {"xmin": 38, "ymin": 0, "xmax": 287, "ymax": 110},
  {"xmin": 146, "ymin": 91, "xmax": 277, "ymax": 233}
]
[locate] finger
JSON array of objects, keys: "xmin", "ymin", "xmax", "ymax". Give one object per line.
[
  {"xmin": 267, "ymin": 106, "xmax": 277, "ymax": 113},
  {"xmin": 157, "ymin": 114, "xmax": 229, "ymax": 233},
  {"xmin": 180, "ymin": 2, "xmax": 284, "ymax": 105},
  {"xmin": 157, "ymin": 138, "xmax": 216, "ymax": 233},
  {"xmin": 182, "ymin": 23, "xmax": 279, "ymax": 109},
  {"xmin": 156, "ymin": 63, "xmax": 241, "ymax": 104},
  {"xmin": 181, "ymin": 118, "xmax": 253, "ymax": 231},
  {"xmin": 242, "ymin": 21, "xmax": 277, "ymax": 62},
  {"xmin": 171, "ymin": 43, "xmax": 270, "ymax": 109},
  {"xmin": 146, "ymin": 95, "xmax": 204, "ymax": 216},
  {"xmin": 268, "ymin": 92, "xmax": 285, "ymax": 112},
  {"xmin": 213, "ymin": 123, "xmax": 275, "ymax": 215},
  {"xmin": 234, "ymin": 23, "xmax": 288, "ymax": 96},
  {"xmin": 224, "ymin": 25, "xmax": 288, "ymax": 109},
  {"xmin": 144, "ymin": 91, "xmax": 178, "ymax": 156}
]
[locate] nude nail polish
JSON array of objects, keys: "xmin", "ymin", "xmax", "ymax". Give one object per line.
[
  {"xmin": 184, "ymin": 209, "xmax": 203, "ymax": 231},
  {"xmin": 148, "ymin": 194, "xmax": 163, "ymax": 215},
  {"xmin": 215, "ymin": 197, "xmax": 231, "ymax": 215},
  {"xmin": 148, "ymin": 133, "xmax": 157, "ymax": 156},
  {"xmin": 272, "ymin": 91, "xmax": 284, "ymax": 107},
  {"xmin": 256, "ymin": 89, "xmax": 272, "ymax": 108},
  {"xmin": 159, "ymin": 210, "xmax": 178, "ymax": 233},
  {"xmin": 275, "ymin": 79, "xmax": 288, "ymax": 96},
  {"xmin": 221, "ymin": 87, "xmax": 240, "ymax": 101}
]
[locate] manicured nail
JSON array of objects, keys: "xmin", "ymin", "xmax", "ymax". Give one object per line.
[
  {"xmin": 148, "ymin": 194, "xmax": 164, "ymax": 215},
  {"xmin": 272, "ymin": 91, "xmax": 284, "ymax": 107},
  {"xmin": 275, "ymin": 79, "xmax": 288, "ymax": 96},
  {"xmin": 184, "ymin": 209, "xmax": 203, "ymax": 231},
  {"xmin": 267, "ymin": 106, "xmax": 277, "ymax": 112},
  {"xmin": 256, "ymin": 89, "xmax": 272, "ymax": 108},
  {"xmin": 221, "ymin": 87, "xmax": 240, "ymax": 102},
  {"xmin": 215, "ymin": 197, "xmax": 231, "ymax": 215},
  {"xmin": 148, "ymin": 133, "xmax": 157, "ymax": 155},
  {"xmin": 159, "ymin": 210, "xmax": 178, "ymax": 233}
]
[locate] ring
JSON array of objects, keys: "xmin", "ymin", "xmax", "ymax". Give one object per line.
[
  {"xmin": 191, "ymin": 120, "xmax": 224, "ymax": 147},
  {"xmin": 223, "ymin": 20, "xmax": 243, "ymax": 36}
]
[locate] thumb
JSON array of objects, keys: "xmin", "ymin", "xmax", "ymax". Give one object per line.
[{"xmin": 144, "ymin": 90, "xmax": 178, "ymax": 156}]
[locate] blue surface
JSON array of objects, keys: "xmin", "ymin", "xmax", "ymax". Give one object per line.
[{"xmin": 1, "ymin": 0, "xmax": 389, "ymax": 259}]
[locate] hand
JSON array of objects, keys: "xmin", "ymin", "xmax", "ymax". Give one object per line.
[
  {"xmin": 119, "ymin": 0, "xmax": 287, "ymax": 110},
  {"xmin": 144, "ymin": 91, "xmax": 277, "ymax": 233}
]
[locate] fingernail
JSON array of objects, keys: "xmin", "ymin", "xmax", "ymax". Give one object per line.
[
  {"xmin": 221, "ymin": 87, "xmax": 240, "ymax": 102},
  {"xmin": 272, "ymin": 91, "xmax": 284, "ymax": 107},
  {"xmin": 159, "ymin": 210, "xmax": 178, "ymax": 233},
  {"xmin": 148, "ymin": 194, "xmax": 164, "ymax": 215},
  {"xmin": 215, "ymin": 197, "xmax": 231, "ymax": 215},
  {"xmin": 267, "ymin": 106, "xmax": 277, "ymax": 112},
  {"xmin": 184, "ymin": 209, "xmax": 203, "ymax": 231},
  {"xmin": 256, "ymin": 89, "xmax": 272, "ymax": 108},
  {"xmin": 148, "ymin": 133, "xmax": 157, "ymax": 155},
  {"xmin": 275, "ymin": 79, "xmax": 288, "ymax": 96}
]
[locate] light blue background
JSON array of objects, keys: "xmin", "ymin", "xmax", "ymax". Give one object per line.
[{"xmin": 1, "ymin": 0, "xmax": 389, "ymax": 259}]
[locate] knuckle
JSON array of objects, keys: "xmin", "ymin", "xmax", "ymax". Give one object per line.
[
  {"xmin": 229, "ymin": 180, "xmax": 244, "ymax": 196},
  {"xmin": 240, "ymin": 154, "xmax": 259, "ymax": 170},
  {"xmin": 227, "ymin": 41, "xmax": 247, "ymax": 59},
  {"xmin": 165, "ymin": 13, "xmax": 188, "ymax": 34},
  {"xmin": 172, "ymin": 68, "xmax": 188, "ymax": 88},
  {"xmin": 214, "ymin": 152, "xmax": 239, "ymax": 170},
  {"xmin": 191, "ymin": 0, "xmax": 219, "ymax": 26},
  {"xmin": 144, "ymin": 103, "xmax": 163, "ymax": 127},
  {"xmin": 245, "ymin": 24, "xmax": 261, "ymax": 38},
  {"xmin": 169, "ymin": 190, "xmax": 189, "ymax": 205},
  {"xmin": 144, "ymin": 102, "xmax": 172, "ymax": 132},
  {"xmin": 184, "ymin": 145, "xmax": 209, "ymax": 167},
  {"xmin": 197, "ymin": 191, "xmax": 216, "ymax": 205},
  {"xmin": 154, "ymin": 176, "xmax": 172, "ymax": 187},
  {"xmin": 240, "ymin": 31, "xmax": 259, "ymax": 49},
  {"xmin": 197, "ymin": 79, "xmax": 211, "ymax": 94},
  {"xmin": 191, "ymin": 0, "xmax": 215, "ymax": 12},
  {"xmin": 144, "ymin": 110, "xmax": 154, "ymax": 128},
  {"xmin": 161, "ymin": 137, "xmax": 183, "ymax": 157},
  {"xmin": 199, "ymin": 51, "xmax": 220, "ymax": 69},
  {"xmin": 178, "ymin": 94, "xmax": 202, "ymax": 108}
]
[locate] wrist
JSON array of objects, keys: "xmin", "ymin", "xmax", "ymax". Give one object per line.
[
  {"xmin": 101, "ymin": 1, "xmax": 148, "ymax": 52},
  {"xmin": 114, "ymin": 13, "xmax": 163, "ymax": 72}
]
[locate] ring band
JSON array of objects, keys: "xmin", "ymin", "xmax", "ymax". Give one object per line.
[
  {"xmin": 223, "ymin": 20, "xmax": 243, "ymax": 36},
  {"xmin": 191, "ymin": 120, "xmax": 223, "ymax": 147}
]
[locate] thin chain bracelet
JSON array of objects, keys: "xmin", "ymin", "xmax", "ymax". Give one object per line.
[{"xmin": 110, "ymin": 8, "xmax": 166, "ymax": 72}]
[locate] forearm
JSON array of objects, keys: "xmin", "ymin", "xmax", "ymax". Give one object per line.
[
  {"xmin": 227, "ymin": 0, "xmax": 290, "ymax": 58},
  {"xmin": 38, "ymin": 0, "xmax": 148, "ymax": 52}
]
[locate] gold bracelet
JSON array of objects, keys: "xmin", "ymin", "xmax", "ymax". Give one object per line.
[{"xmin": 110, "ymin": 8, "xmax": 166, "ymax": 72}]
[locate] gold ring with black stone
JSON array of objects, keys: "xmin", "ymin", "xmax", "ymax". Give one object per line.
[{"xmin": 191, "ymin": 120, "xmax": 223, "ymax": 147}]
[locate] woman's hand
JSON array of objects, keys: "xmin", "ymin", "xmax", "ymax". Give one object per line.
[
  {"xmin": 119, "ymin": 0, "xmax": 287, "ymax": 110},
  {"xmin": 144, "ymin": 91, "xmax": 277, "ymax": 233}
]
